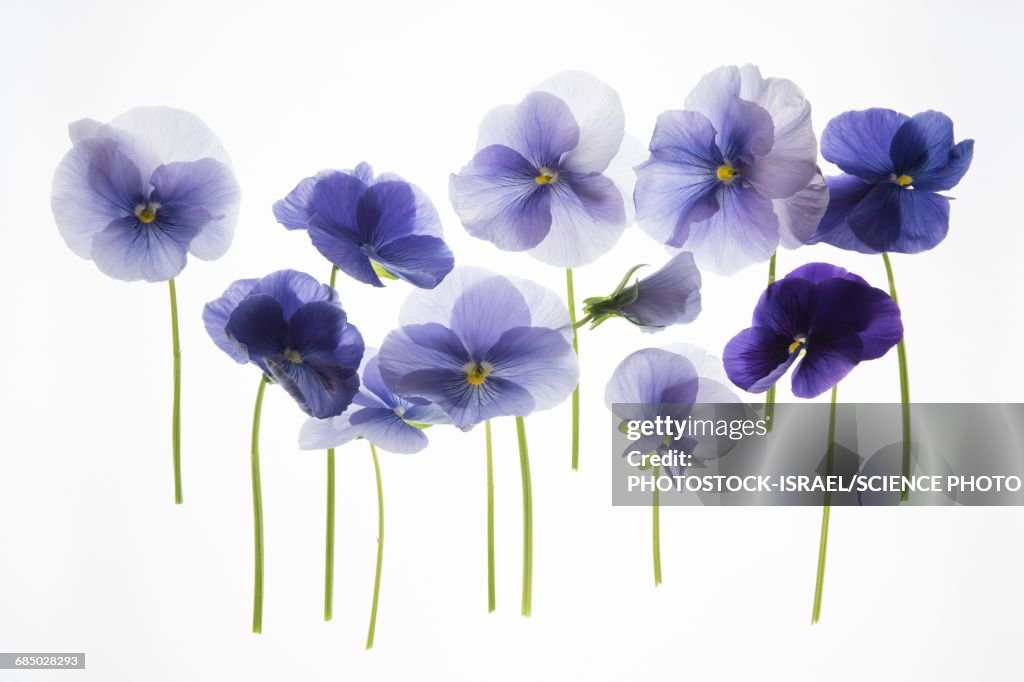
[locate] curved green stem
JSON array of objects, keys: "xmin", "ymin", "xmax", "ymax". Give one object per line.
[
  {"xmin": 566, "ymin": 268, "xmax": 581, "ymax": 470},
  {"xmin": 486, "ymin": 420, "xmax": 496, "ymax": 612},
  {"xmin": 515, "ymin": 417, "xmax": 532, "ymax": 617},
  {"xmin": 811, "ymin": 384, "xmax": 839, "ymax": 625},
  {"xmin": 168, "ymin": 278, "xmax": 183, "ymax": 504},
  {"xmin": 324, "ymin": 448, "xmax": 335, "ymax": 621},
  {"xmin": 652, "ymin": 465, "xmax": 662, "ymax": 586},
  {"xmin": 366, "ymin": 442, "xmax": 384, "ymax": 649},
  {"xmin": 882, "ymin": 253, "xmax": 912, "ymax": 501},
  {"xmin": 763, "ymin": 253, "xmax": 777, "ymax": 433},
  {"xmin": 329, "ymin": 265, "xmax": 339, "ymax": 288},
  {"xmin": 250, "ymin": 376, "xmax": 269, "ymax": 633}
]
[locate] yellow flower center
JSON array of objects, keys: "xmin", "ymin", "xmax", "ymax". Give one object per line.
[
  {"xmin": 535, "ymin": 167, "xmax": 558, "ymax": 185},
  {"xmin": 893, "ymin": 174, "xmax": 913, "ymax": 187},
  {"xmin": 716, "ymin": 162, "xmax": 738, "ymax": 184},
  {"xmin": 134, "ymin": 202, "xmax": 159, "ymax": 223},
  {"xmin": 788, "ymin": 335, "xmax": 807, "ymax": 354},
  {"xmin": 464, "ymin": 361, "xmax": 493, "ymax": 386},
  {"xmin": 283, "ymin": 348, "xmax": 303, "ymax": 364}
]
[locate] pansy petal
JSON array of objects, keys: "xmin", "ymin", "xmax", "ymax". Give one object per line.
[
  {"xmin": 273, "ymin": 173, "xmax": 321, "ymax": 230},
  {"xmin": 349, "ymin": 408, "xmax": 429, "ymax": 454},
  {"xmin": 684, "ymin": 65, "xmax": 741, "ymax": 133},
  {"xmin": 813, "ymin": 279, "xmax": 903, "ymax": 361},
  {"xmin": 372, "ymin": 234, "xmax": 454, "ymax": 289},
  {"xmin": 752, "ymin": 277, "xmax": 819, "ymax": 337},
  {"xmin": 527, "ymin": 171, "xmax": 626, "ymax": 267},
  {"xmin": 224, "ymin": 294, "xmax": 287, "ymax": 360},
  {"xmin": 533, "ymin": 71, "xmax": 624, "ymax": 173},
  {"xmin": 108, "ymin": 106, "xmax": 234, "ymax": 172},
  {"xmin": 396, "ymin": 369, "xmax": 535, "ymax": 429},
  {"xmin": 202, "ymin": 278, "xmax": 258, "ymax": 363},
  {"xmin": 821, "ymin": 109, "xmax": 907, "ymax": 182},
  {"xmin": 248, "ymin": 269, "xmax": 339, "ymax": 319},
  {"xmin": 90, "ymin": 215, "xmax": 195, "ymax": 282},
  {"xmin": 790, "ymin": 332, "xmax": 862, "ymax": 399},
  {"xmin": 785, "ymin": 262, "xmax": 860, "ymax": 286},
  {"xmin": 808, "ymin": 174, "xmax": 878, "ymax": 253},
  {"xmin": 604, "ymin": 348, "xmax": 699, "ymax": 407},
  {"xmin": 357, "ymin": 180, "xmax": 418, "ymax": 245},
  {"xmin": 685, "ymin": 184, "xmax": 779, "ymax": 275},
  {"xmin": 267, "ymin": 357, "xmax": 359, "ymax": 419},
  {"xmin": 505, "ymin": 275, "xmax": 573, "ymax": 338},
  {"xmin": 308, "ymin": 219, "xmax": 381, "ymax": 287},
  {"xmin": 723, "ymin": 326, "xmax": 797, "ymax": 393},
  {"xmin": 150, "ymin": 158, "xmax": 240, "ymax": 260},
  {"xmin": 299, "ymin": 411, "xmax": 360, "ymax": 450},
  {"xmin": 912, "ymin": 139, "xmax": 974, "ymax": 193},
  {"xmin": 378, "ymin": 323, "xmax": 470, "ymax": 393},
  {"xmin": 774, "ymin": 172, "xmax": 828, "ymax": 248},
  {"xmin": 485, "ymin": 326, "xmax": 579, "ymax": 411},
  {"xmin": 308, "ymin": 171, "xmax": 366, "ymax": 237},
  {"xmin": 848, "ymin": 183, "xmax": 951, "ymax": 253},
  {"xmin": 450, "ymin": 276, "xmax": 532, "ymax": 359},
  {"xmin": 285, "ymin": 301, "xmax": 349, "ymax": 356},
  {"xmin": 449, "ymin": 145, "xmax": 552, "ymax": 251},
  {"xmin": 715, "ymin": 97, "xmax": 774, "ymax": 167},
  {"xmin": 476, "ymin": 91, "xmax": 580, "ymax": 168},
  {"xmin": 401, "ymin": 402, "xmax": 451, "ymax": 426}
]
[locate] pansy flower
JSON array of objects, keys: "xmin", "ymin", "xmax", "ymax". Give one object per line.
[
  {"xmin": 275, "ymin": 162, "xmax": 454, "ymax": 288},
  {"xmin": 634, "ymin": 65, "xmax": 826, "ymax": 275},
  {"xmin": 581, "ymin": 252, "xmax": 702, "ymax": 332},
  {"xmin": 811, "ymin": 109, "xmax": 974, "ymax": 254},
  {"xmin": 51, "ymin": 106, "xmax": 241, "ymax": 504},
  {"xmin": 379, "ymin": 268, "xmax": 579, "ymax": 429},
  {"xmin": 449, "ymin": 71, "xmax": 631, "ymax": 268},
  {"xmin": 723, "ymin": 263, "xmax": 903, "ymax": 398}
]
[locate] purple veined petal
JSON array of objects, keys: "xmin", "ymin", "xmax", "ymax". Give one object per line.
[
  {"xmin": 475, "ymin": 91, "xmax": 580, "ymax": 169},
  {"xmin": 808, "ymin": 174, "xmax": 878, "ymax": 254},
  {"xmin": 605, "ymin": 133, "xmax": 646, "ymax": 226},
  {"xmin": 299, "ymin": 411, "xmax": 360, "ymax": 449},
  {"xmin": 68, "ymin": 118, "xmax": 104, "ymax": 145},
  {"xmin": 301, "ymin": 319, "xmax": 365, "ymax": 380},
  {"xmin": 203, "ymin": 278, "xmax": 258, "ymax": 363},
  {"xmin": 620, "ymin": 252, "xmax": 702, "ymax": 329},
  {"xmin": 108, "ymin": 106, "xmax": 234, "ymax": 177},
  {"xmin": 663, "ymin": 342, "xmax": 731, "ymax": 389},
  {"xmin": 812, "ymin": 279, "xmax": 903, "ymax": 361},
  {"xmin": 774, "ymin": 172, "xmax": 828, "ymax": 249},
  {"xmin": 356, "ymin": 180, "xmax": 418, "ymax": 246},
  {"xmin": 449, "ymin": 145, "xmax": 553, "ymax": 252},
  {"xmin": 752, "ymin": 277, "xmax": 819, "ymax": 337},
  {"xmin": 723, "ymin": 326, "xmax": 799, "ymax": 393},
  {"xmin": 371, "ymin": 234, "xmax": 454, "ymax": 289},
  {"xmin": 684, "ymin": 65, "xmax": 742, "ymax": 135},
  {"xmin": 224, "ymin": 294, "xmax": 288, "ymax": 361},
  {"xmin": 604, "ymin": 348, "xmax": 699, "ymax": 407},
  {"xmin": 737, "ymin": 65, "xmax": 819, "ymax": 200},
  {"xmin": 847, "ymin": 183, "xmax": 951, "ymax": 254},
  {"xmin": 400, "ymin": 402, "xmax": 451, "ymax": 426},
  {"xmin": 266, "ymin": 356, "xmax": 359, "ymax": 419},
  {"xmin": 378, "ymin": 323, "xmax": 471, "ymax": 393},
  {"xmin": 532, "ymin": 70, "xmax": 625, "ymax": 173},
  {"xmin": 273, "ymin": 173, "xmax": 323, "ymax": 230},
  {"xmin": 348, "ymin": 408, "xmax": 429, "ymax": 454},
  {"xmin": 684, "ymin": 184, "xmax": 779, "ymax": 275},
  {"xmin": 785, "ymin": 262, "xmax": 862, "ymax": 286},
  {"xmin": 308, "ymin": 171, "xmax": 367, "ymax": 238},
  {"xmin": 450, "ymin": 276, "xmax": 532, "ymax": 359},
  {"xmin": 149, "ymin": 158, "xmax": 240, "ymax": 261},
  {"xmin": 90, "ymin": 214, "xmax": 198, "ymax": 282},
  {"xmin": 646, "ymin": 109, "xmax": 722, "ymax": 167},
  {"xmin": 51, "ymin": 138, "xmax": 143, "ymax": 259},
  {"xmin": 527, "ymin": 171, "xmax": 626, "ymax": 267},
  {"xmin": 790, "ymin": 331, "xmax": 863, "ymax": 399},
  {"xmin": 248, "ymin": 269, "xmax": 339, "ymax": 320},
  {"xmin": 284, "ymin": 301, "xmax": 349, "ymax": 357},
  {"xmin": 715, "ymin": 96, "xmax": 774, "ymax": 167},
  {"xmin": 503, "ymin": 275, "xmax": 573, "ymax": 340},
  {"xmin": 485, "ymin": 326, "xmax": 579, "ymax": 412},
  {"xmin": 889, "ymin": 111, "xmax": 974, "ymax": 191},
  {"xmin": 395, "ymin": 369, "xmax": 535, "ymax": 430},
  {"xmin": 308, "ymin": 218, "xmax": 382, "ymax": 287},
  {"xmin": 820, "ymin": 109, "xmax": 907, "ymax": 182},
  {"xmin": 397, "ymin": 267, "xmax": 493, "ymax": 327},
  {"xmin": 912, "ymin": 139, "xmax": 974, "ymax": 193},
  {"xmin": 358, "ymin": 352, "xmax": 397, "ymax": 408}
]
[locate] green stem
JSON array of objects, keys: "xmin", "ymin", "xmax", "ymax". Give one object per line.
[
  {"xmin": 324, "ymin": 448, "xmax": 335, "ymax": 621},
  {"xmin": 486, "ymin": 420, "xmax": 496, "ymax": 612},
  {"xmin": 168, "ymin": 278, "xmax": 183, "ymax": 504},
  {"xmin": 763, "ymin": 253, "xmax": 777, "ymax": 433},
  {"xmin": 250, "ymin": 376, "xmax": 268, "ymax": 634},
  {"xmin": 324, "ymin": 264, "xmax": 339, "ymax": 622},
  {"xmin": 366, "ymin": 442, "xmax": 384, "ymax": 649},
  {"xmin": 652, "ymin": 465, "xmax": 662, "ymax": 586},
  {"xmin": 882, "ymin": 253, "xmax": 912, "ymax": 501},
  {"xmin": 515, "ymin": 417, "xmax": 533, "ymax": 617},
  {"xmin": 566, "ymin": 268, "xmax": 581, "ymax": 470},
  {"xmin": 811, "ymin": 384, "xmax": 838, "ymax": 625}
]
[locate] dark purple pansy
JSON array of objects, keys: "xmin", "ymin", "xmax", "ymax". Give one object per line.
[
  {"xmin": 274, "ymin": 162, "xmax": 454, "ymax": 289},
  {"xmin": 811, "ymin": 109, "xmax": 974, "ymax": 254},
  {"xmin": 203, "ymin": 269, "xmax": 365, "ymax": 418},
  {"xmin": 723, "ymin": 263, "xmax": 903, "ymax": 398}
]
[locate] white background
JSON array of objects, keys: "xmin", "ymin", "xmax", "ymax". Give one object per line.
[{"xmin": 2, "ymin": 1, "xmax": 1023, "ymax": 679}]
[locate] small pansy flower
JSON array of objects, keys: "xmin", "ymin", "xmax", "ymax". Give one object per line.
[{"xmin": 581, "ymin": 252, "xmax": 702, "ymax": 331}]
